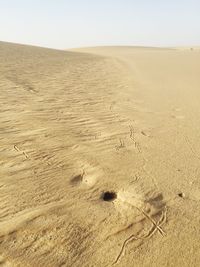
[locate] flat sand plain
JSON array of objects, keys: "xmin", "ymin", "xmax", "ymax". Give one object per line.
[{"xmin": 0, "ymin": 42, "xmax": 200, "ymax": 266}]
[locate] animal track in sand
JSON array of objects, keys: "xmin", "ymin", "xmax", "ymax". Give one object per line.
[
  {"xmin": 70, "ymin": 160, "xmax": 103, "ymax": 187},
  {"xmin": 110, "ymin": 189, "xmax": 166, "ymax": 264},
  {"xmin": 70, "ymin": 161, "xmax": 102, "ymax": 188},
  {"xmin": 70, "ymin": 169, "xmax": 97, "ymax": 187}
]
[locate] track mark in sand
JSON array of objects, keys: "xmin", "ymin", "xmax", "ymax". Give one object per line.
[
  {"xmin": 113, "ymin": 207, "xmax": 167, "ymax": 265},
  {"xmin": 129, "ymin": 125, "xmax": 141, "ymax": 152},
  {"xmin": 71, "ymin": 169, "xmax": 96, "ymax": 187},
  {"xmin": 14, "ymin": 145, "xmax": 29, "ymax": 159},
  {"xmin": 141, "ymin": 130, "xmax": 151, "ymax": 138},
  {"xmin": 70, "ymin": 161, "xmax": 102, "ymax": 188},
  {"xmin": 110, "ymin": 190, "xmax": 166, "ymax": 265},
  {"xmin": 115, "ymin": 138, "xmax": 125, "ymax": 151}
]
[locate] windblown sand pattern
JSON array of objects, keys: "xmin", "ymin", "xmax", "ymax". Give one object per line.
[{"xmin": 0, "ymin": 42, "xmax": 200, "ymax": 266}]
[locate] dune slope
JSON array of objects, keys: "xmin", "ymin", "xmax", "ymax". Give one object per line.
[{"xmin": 0, "ymin": 42, "xmax": 200, "ymax": 266}]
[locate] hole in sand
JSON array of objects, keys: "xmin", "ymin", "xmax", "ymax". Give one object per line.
[
  {"xmin": 102, "ymin": 191, "xmax": 117, "ymax": 202},
  {"xmin": 178, "ymin": 192, "xmax": 185, "ymax": 198}
]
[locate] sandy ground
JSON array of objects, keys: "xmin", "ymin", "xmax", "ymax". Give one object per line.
[{"xmin": 0, "ymin": 41, "xmax": 200, "ymax": 266}]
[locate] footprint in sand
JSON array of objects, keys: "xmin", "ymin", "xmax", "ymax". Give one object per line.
[{"xmin": 70, "ymin": 161, "xmax": 102, "ymax": 187}]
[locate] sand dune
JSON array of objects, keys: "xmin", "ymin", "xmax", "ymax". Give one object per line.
[{"xmin": 0, "ymin": 41, "xmax": 200, "ymax": 266}]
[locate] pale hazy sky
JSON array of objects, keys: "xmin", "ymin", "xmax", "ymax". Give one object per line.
[{"xmin": 0, "ymin": 0, "xmax": 199, "ymax": 49}]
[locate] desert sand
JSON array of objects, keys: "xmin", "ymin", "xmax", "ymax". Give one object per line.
[{"xmin": 0, "ymin": 41, "xmax": 200, "ymax": 266}]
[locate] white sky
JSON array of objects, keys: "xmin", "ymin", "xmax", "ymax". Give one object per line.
[{"xmin": 0, "ymin": 0, "xmax": 199, "ymax": 49}]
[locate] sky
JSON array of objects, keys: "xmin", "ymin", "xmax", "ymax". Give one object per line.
[{"xmin": 0, "ymin": 0, "xmax": 199, "ymax": 49}]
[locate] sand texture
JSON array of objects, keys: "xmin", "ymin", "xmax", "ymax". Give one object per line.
[{"xmin": 0, "ymin": 42, "xmax": 200, "ymax": 266}]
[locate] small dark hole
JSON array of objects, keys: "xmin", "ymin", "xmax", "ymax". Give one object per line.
[
  {"xmin": 178, "ymin": 192, "xmax": 185, "ymax": 198},
  {"xmin": 102, "ymin": 191, "xmax": 117, "ymax": 202}
]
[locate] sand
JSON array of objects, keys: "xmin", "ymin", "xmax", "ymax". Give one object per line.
[{"xmin": 0, "ymin": 41, "xmax": 200, "ymax": 266}]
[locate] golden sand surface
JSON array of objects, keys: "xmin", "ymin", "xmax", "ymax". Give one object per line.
[{"xmin": 0, "ymin": 42, "xmax": 200, "ymax": 266}]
